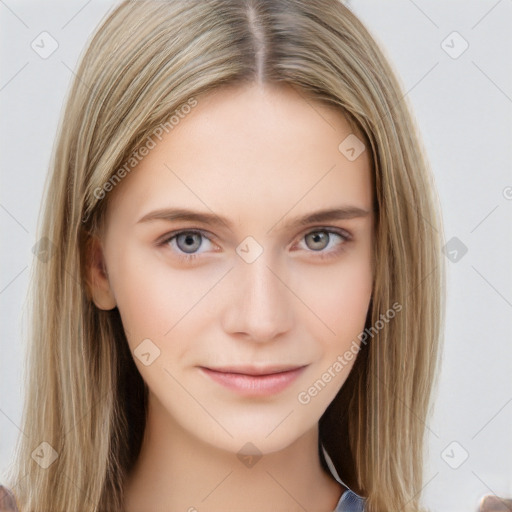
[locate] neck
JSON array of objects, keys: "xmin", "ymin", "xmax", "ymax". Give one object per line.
[{"xmin": 123, "ymin": 394, "xmax": 344, "ymax": 512}]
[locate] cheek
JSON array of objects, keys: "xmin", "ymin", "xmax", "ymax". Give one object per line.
[
  {"xmin": 107, "ymin": 246, "xmax": 200, "ymax": 346},
  {"xmin": 107, "ymin": 243, "xmax": 227, "ymax": 364},
  {"xmin": 292, "ymin": 256, "xmax": 372, "ymax": 348}
]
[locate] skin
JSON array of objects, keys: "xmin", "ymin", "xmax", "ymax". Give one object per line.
[{"xmin": 88, "ymin": 82, "xmax": 374, "ymax": 512}]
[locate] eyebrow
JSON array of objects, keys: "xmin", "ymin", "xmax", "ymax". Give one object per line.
[{"xmin": 137, "ymin": 205, "xmax": 371, "ymax": 232}]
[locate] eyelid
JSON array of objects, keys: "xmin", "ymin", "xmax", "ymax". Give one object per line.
[
  {"xmin": 157, "ymin": 226, "xmax": 352, "ymax": 245},
  {"xmin": 157, "ymin": 225, "xmax": 352, "ymax": 243},
  {"xmin": 292, "ymin": 225, "xmax": 352, "ymax": 244},
  {"xmin": 155, "ymin": 228, "xmax": 218, "ymax": 247}
]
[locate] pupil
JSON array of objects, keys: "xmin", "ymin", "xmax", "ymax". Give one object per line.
[
  {"xmin": 179, "ymin": 233, "xmax": 200, "ymax": 253},
  {"xmin": 307, "ymin": 231, "xmax": 328, "ymax": 250}
]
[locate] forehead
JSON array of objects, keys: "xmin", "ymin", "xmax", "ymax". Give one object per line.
[{"xmin": 106, "ymin": 82, "xmax": 373, "ymax": 227}]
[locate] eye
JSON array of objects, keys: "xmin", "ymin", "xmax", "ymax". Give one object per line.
[
  {"xmin": 157, "ymin": 229, "xmax": 217, "ymax": 262},
  {"xmin": 294, "ymin": 228, "xmax": 351, "ymax": 259},
  {"xmin": 156, "ymin": 227, "xmax": 352, "ymax": 263}
]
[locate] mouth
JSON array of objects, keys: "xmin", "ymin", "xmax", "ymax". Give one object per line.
[
  {"xmin": 198, "ymin": 365, "xmax": 308, "ymax": 396},
  {"xmin": 203, "ymin": 364, "xmax": 307, "ymax": 376}
]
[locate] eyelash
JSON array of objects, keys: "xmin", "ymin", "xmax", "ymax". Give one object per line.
[{"xmin": 156, "ymin": 227, "xmax": 352, "ymax": 263}]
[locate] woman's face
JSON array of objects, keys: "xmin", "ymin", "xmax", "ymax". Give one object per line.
[{"xmin": 92, "ymin": 83, "xmax": 374, "ymax": 455}]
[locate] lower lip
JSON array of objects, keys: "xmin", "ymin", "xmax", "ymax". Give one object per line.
[{"xmin": 199, "ymin": 366, "xmax": 307, "ymax": 396}]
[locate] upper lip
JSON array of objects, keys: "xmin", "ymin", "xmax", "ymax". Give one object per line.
[{"xmin": 201, "ymin": 364, "xmax": 307, "ymax": 376}]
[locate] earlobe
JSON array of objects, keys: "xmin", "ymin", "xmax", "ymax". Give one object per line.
[{"xmin": 85, "ymin": 235, "xmax": 117, "ymax": 310}]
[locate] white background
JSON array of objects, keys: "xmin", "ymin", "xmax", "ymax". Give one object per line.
[{"xmin": 1, "ymin": 1, "xmax": 511, "ymax": 510}]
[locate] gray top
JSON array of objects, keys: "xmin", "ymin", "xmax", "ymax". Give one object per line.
[
  {"xmin": 333, "ymin": 488, "xmax": 366, "ymax": 512},
  {"xmin": 322, "ymin": 444, "xmax": 366, "ymax": 512}
]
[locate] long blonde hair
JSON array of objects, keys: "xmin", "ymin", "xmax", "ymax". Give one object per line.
[{"xmin": 7, "ymin": 1, "xmax": 445, "ymax": 510}]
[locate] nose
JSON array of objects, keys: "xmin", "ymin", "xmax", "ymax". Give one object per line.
[{"xmin": 221, "ymin": 253, "xmax": 293, "ymax": 343}]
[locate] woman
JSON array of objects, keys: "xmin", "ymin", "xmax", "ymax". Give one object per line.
[{"xmin": 2, "ymin": 1, "xmax": 445, "ymax": 510}]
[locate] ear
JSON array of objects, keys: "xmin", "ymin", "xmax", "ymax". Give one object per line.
[{"xmin": 85, "ymin": 235, "xmax": 117, "ymax": 310}]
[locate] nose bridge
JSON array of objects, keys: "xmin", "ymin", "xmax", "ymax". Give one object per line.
[{"xmin": 222, "ymin": 250, "xmax": 293, "ymax": 342}]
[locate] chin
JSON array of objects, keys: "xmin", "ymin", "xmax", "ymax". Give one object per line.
[{"xmin": 196, "ymin": 417, "xmax": 313, "ymax": 457}]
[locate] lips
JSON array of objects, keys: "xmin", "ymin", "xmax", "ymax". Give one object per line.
[
  {"xmin": 203, "ymin": 364, "xmax": 306, "ymax": 376},
  {"xmin": 199, "ymin": 364, "xmax": 308, "ymax": 396}
]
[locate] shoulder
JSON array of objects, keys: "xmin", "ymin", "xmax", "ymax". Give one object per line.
[{"xmin": 0, "ymin": 486, "xmax": 19, "ymax": 512}]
